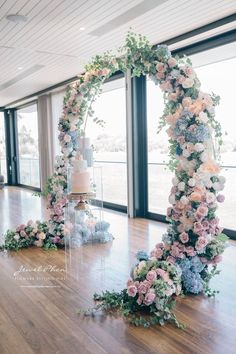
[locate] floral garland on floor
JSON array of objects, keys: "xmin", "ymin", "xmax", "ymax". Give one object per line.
[{"xmin": 1, "ymin": 32, "xmax": 228, "ymax": 327}]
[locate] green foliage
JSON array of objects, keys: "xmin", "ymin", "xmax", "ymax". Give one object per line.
[
  {"xmin": 202, "ymin": 265, "xmax": 221, "ymax": 297},
  {"xmin": 78, "ymin": 289, "xmax": 185, "ymax": 329}
]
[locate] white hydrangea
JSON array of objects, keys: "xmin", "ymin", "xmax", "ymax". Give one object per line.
[
  {"xmin": 212, "ymin": 182, "xmax": 224, "ymax": 191},
  {"xmin": 194, "ymin": 143, "xmax": 205, "ymax": 152}
]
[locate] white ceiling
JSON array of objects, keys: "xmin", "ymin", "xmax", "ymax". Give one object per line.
[{"xmin": 0, "ymin": 0, "xmax": 236, "ymax": 106}]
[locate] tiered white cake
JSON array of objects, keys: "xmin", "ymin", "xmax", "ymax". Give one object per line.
[{"xmin": 71, "ymin": 153, "xmax": 91, "ymax": 194}]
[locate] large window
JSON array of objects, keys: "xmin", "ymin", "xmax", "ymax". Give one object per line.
[
  {"xmin": 147, "ymin": 79, "xmax": 172, "ymax": 215},
  {"xmin": 86, "ymin": 77, "xmax": 127, "ymax": 207},
  {"xmin": 16, "ymin": 104, "xmax": 40, "ymax": 188},
  {"xmin": 0, "ymin": 112, "xmax": 7, "ymax": 183}
]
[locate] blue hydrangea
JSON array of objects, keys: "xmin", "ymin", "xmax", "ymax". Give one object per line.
[
  {"xmin": 178, "ymin": 258, "xmax": 191, "ymax": 272},
  {"xmin": 136, "ymin": 250, "xmax": 149, "ymax": 261},
  {"xmin": 181, "ymin": 270, "xmax": 204, "ymax": 294},
  {"xmin": 177, "ymin": 256, "xmax": 205, "ymax": 294},
  {"xmin": 185, "ymin": 125, "xmax": 210, "ymax": 143},
  {"xmin": 190, "ymin": 256, "xmax": 205, "ymax": 273},
  {"xmin": 156, "ymin": 44, "xmax": 171, "ymax": 60},
  {"xmin": 174, "ymin": 118, "xmax": 188, "ymax": 136}
]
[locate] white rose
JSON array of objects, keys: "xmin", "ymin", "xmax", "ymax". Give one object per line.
[
  {"xmin": 14, "ymin": 234, "xmax": 20, "ymax": 241},
  {"xmin": 182, "ymin": 78, "xmax": 194, "ymax": 88},
  {"xmin": 172, "ymin": 177, "xmax": 179, "ymax": 186},
  {"xmin": 169, "ymin": 194, "xmax": 176, "ymax": 204},
  {"xmin": 206, "ymin": 192, "xmax": 216, "ymax": 204},
  {"xmin": 180, "ymin": 196, "xmax": 189, "ymax": 205},
  {"xmin": 178, "ymin": 182, "xmax": 185, "ymax": 191},
  {"xmin": 188, "ymin": 178, "xmax": 196, "ymax": 187},
  {"xmin": 194, "ymin": 143, "xmax": 205, "ymax": 152},
  {"xmin": 197, "ymin": 112, "xmax": 208, "ymax": 123}
]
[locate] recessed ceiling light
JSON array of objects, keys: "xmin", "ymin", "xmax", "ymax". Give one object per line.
[
  {"xmin": 6, "ymin": 14, "xmax": 28, "ymax": 23},
  {"xmin": 17, "ymin": 67, "xmax": 23, "ymax": 70},
  {"xmin": 79, "ymin": 27, "xmax": 85, "ymax": 31}
]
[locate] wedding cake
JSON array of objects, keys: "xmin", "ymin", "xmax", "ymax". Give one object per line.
[{"xmin": 71, "ymin": 153, "xmax": 91, "ymax": 194}]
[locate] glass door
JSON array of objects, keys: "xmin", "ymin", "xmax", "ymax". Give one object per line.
[
  {"xmin": 86, "ymin": 76, "xmax": 127, "ymax": 208},
  {"xmin": 16, "ymin": 103, "xmax": 40, "ymax": 188},
  {"xmin": 146, "ymin": 78, "xmax": 172, "ymax": 216},
  {"xmin": 0, "ymin": 112, "xmax": 7, "ymax": 183}
]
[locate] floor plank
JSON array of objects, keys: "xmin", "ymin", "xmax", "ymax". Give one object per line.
[{"xmin": 0, "ymin": 187, "xmax": 236, "ymax": 354}]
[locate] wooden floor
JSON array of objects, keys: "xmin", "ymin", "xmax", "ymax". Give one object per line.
[{"xmin": 0, "ymin": 187, "xmax": 236, "ymax": 354}]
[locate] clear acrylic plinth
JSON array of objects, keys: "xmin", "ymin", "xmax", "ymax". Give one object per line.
[{"xmin": 65, "ymin": 166, "xmax": 113, "ymax": 281}]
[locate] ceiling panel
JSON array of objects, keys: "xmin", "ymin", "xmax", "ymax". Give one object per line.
[{"xmin": 0, "ymin": 0, "xmax": 235, "ymax": 106}]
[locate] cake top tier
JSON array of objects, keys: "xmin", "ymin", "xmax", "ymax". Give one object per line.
[{"xmin": 73, "ymin": 152, "xmax": 88, "ymax": 171}]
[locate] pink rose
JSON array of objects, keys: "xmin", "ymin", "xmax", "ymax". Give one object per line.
[
  {"xmin": 202, "ymin": 220, "xmax": 209, "ymax": 229},
  {"xmin": 183, "ymin": 66, "xmax": 196, "ymax": 79},
  {"xmin": 138, "ymin": 280, "xmax": 151, "ymax": 294},
  {"xmin": 197, "ymin": 205, "xmax": 208, "ymax": 216},
  {"xmin": 168, "ymin": 57, "xmax": 177, "ymax": 67},
  {"xmin": 166, "ymin": 256, "xmax": 176, "ymax": 264},
  {"xmin": 127, "ymin": 285, "xmax": 138, "ymax": 297},
  {"xmin": 193, "ymin": 222, "xmax": 203, "ymax": 234},
  {"xmin": 150, "ymin": 247, "xmax": 163, "ymax": 259},
  {"xmin": 146, "ymin": 270, "xmax": 157, "ymax": 283},
  {"xmin": 168, "ymin": 92, "xmax": 178, "ymax": 101},
  {"xmin": 156, "ymin": 72, "xmax": 165, "ymax": 80},
  {"xmin": 185, "ymin": 246, "xmax": 196, "ymax": 257},
  {"xmin": 143, "ymin": 290, "xmax": 156, "ymax": 306},
  {"xmin": 156, "ymin": 62, "xmax": 166, "ymax": 72},
  {"xmin": 160, "ymin": 81, "xmax": 172, "ymax": 92},
  {"xmin": 179, "ymin": 232, "xmax": 189, "ymax": 243},
  {"xmin": 182, "ymin": 97, "xmax": 192, "ymax": 107},
  {"xmin": 195, "ymin": 237, "xmax": 208, "ymax": 251},
  {"xmin": 127, "ymin": 279, "xmax": 133, "ymax": 287}
]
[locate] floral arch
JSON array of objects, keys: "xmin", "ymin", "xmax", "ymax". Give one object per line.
[{"xmin": 2, "ymin": 33, "xmax": 228, "ymax": 326}]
